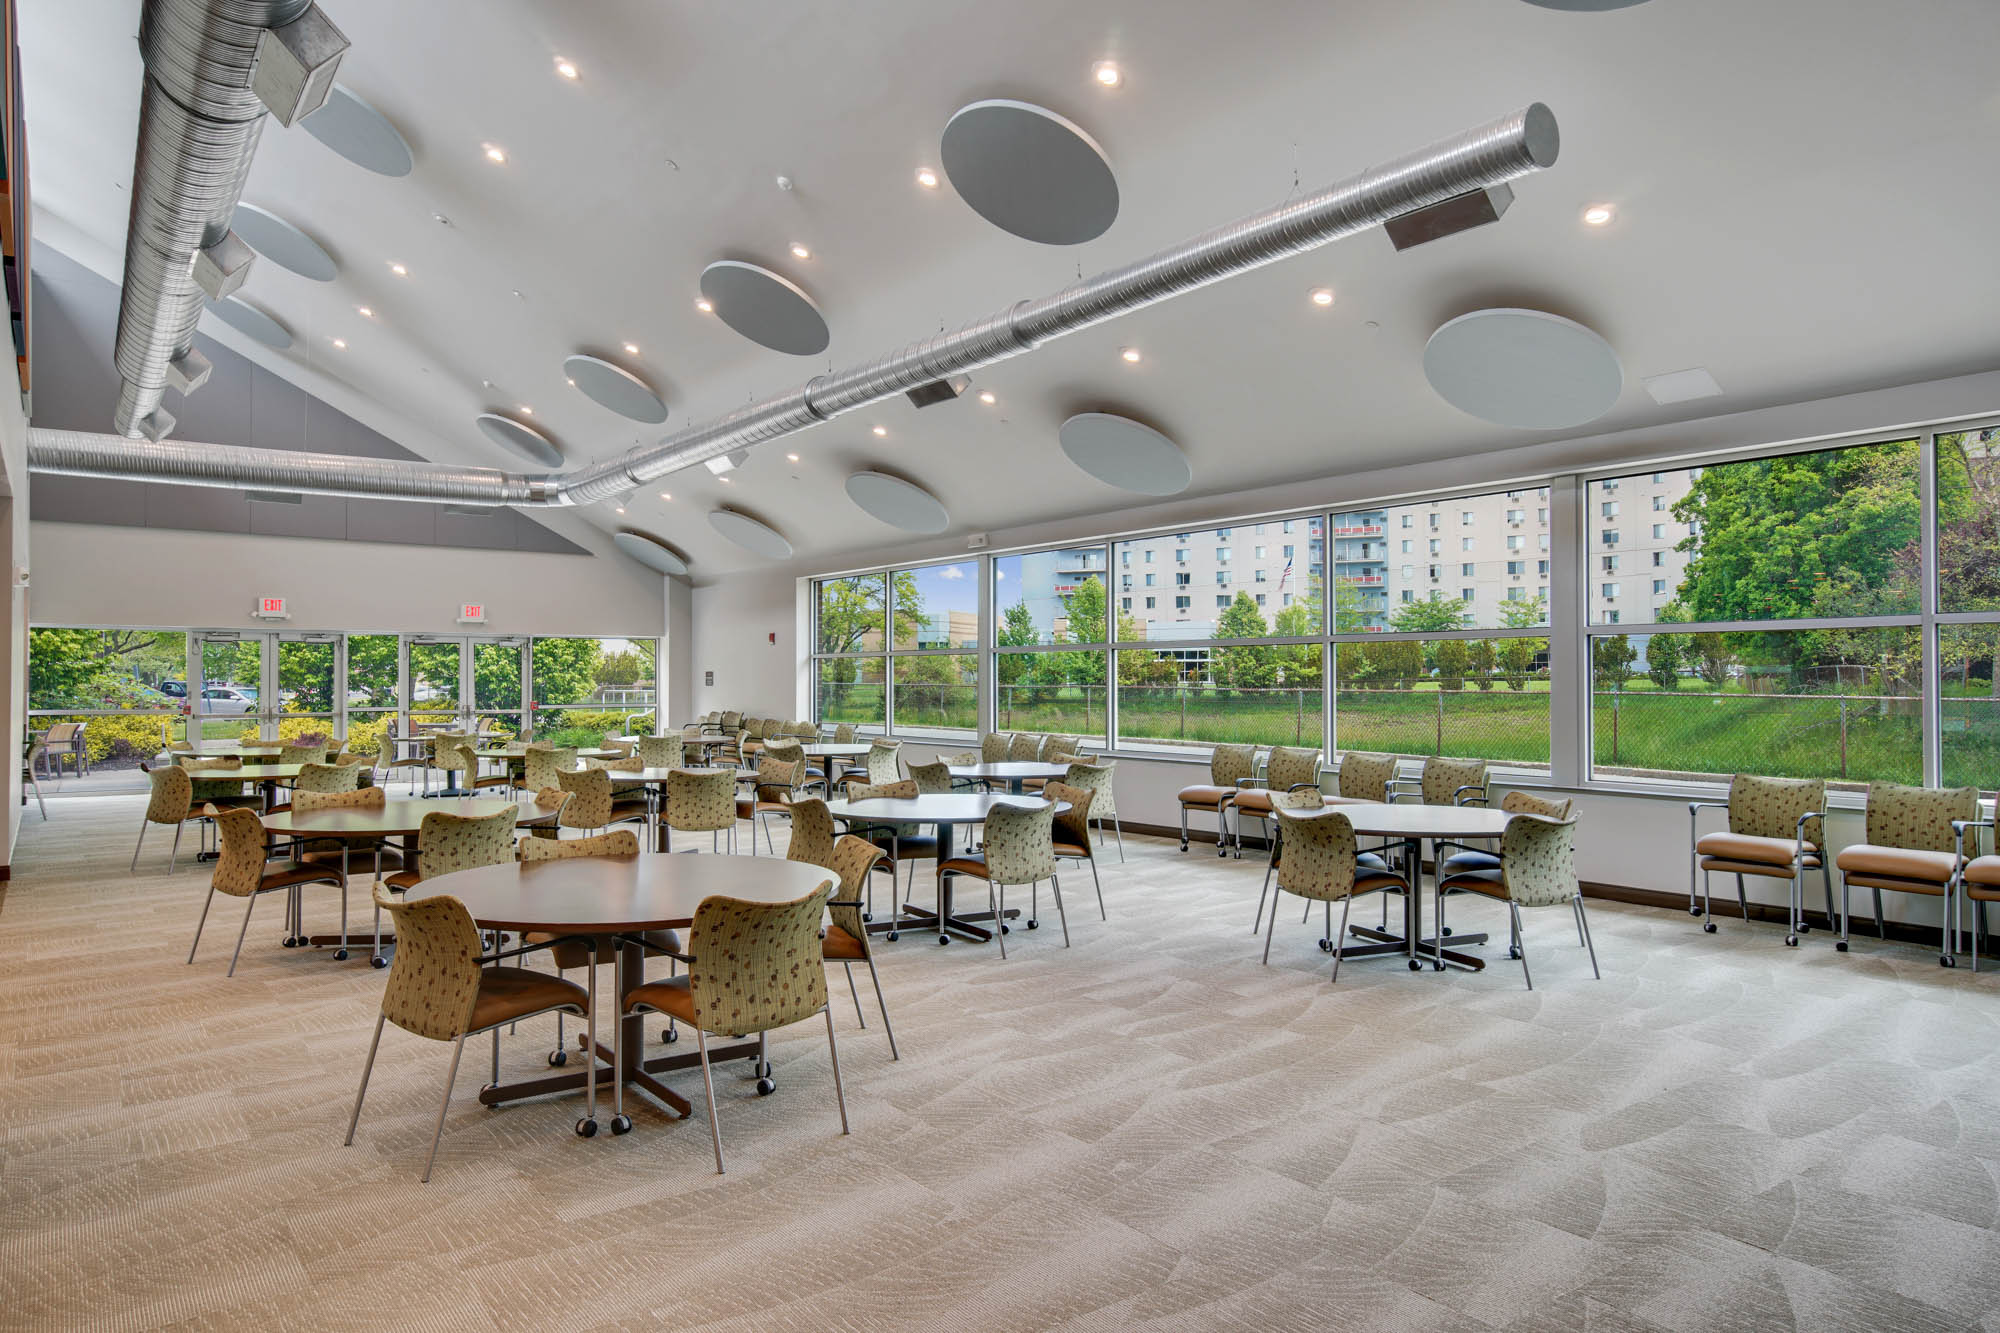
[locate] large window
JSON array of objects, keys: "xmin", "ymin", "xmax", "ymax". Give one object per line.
[
  {"xmin": 532, "ymin": 637, "xmax": 656, "ymax": 744},
  {"xmin": 27, "ymin": 627, "xmax": 188, "ymax": 770},
  {"xmin": 813, "ymin": 562, "xmax": 983, "ymax": 737},
  {"xmin": 1585, "ymin": 439, "xmax": 1924, "ymax": 788}
]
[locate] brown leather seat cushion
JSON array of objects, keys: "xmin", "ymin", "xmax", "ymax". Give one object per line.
[
  {"xmin": 735, "ymin": 798, "xmax": 791, "ymax": 818},
  {"xmin": 381, "ymin": 869, "xmax": 420, "ymax": 891},
  {"xmin": 1695, "ymin": 832, "xmax": 1820, "ymax": 869},
  {"xmin": 1232, "ymin": 789, "xmax": 1282, "ymax": 816},
  {"xmin": 1354, "ymin": 870, "xmax": 1410, "ymax": 897},
  {"xmin": 865, "ymin": 832, "xmax": 938, "ymax": 858},
  {"xmin": 470, "ymin": 966, "xmax": 588, "ymax": 1032},
  {"xmin": 258, "ymin": 864, "xmax": 345, "ymax": 892},
  {"xmin": 822, "ymin": 923, "xmax": 867, "ymax": 961},
  {"xmin": 1961, "ymin": 855, "xmax": 2000, "ymax": 898},
  {"xmin": 1834, "ymin": 844, "xmax": 1958, "ymax": 892},
  {"xmin": 625, "ymin": 974, "xmax": 697, "ymax": 1024},
  {"xmin": 1177, "ymin": 785, "xmax": 1235, "ymax": 809},
  {"xmin": 301, "ymin": 846, "xmax": 404, "ymax": 871},
  {"xmin": 1053, "ymin": 840, "xmax": 1092, "ymax": 859},
  {"xmin": 1699, "ymin": 858, "xmax": 1818, "ymax": 879},
  {"xmin": 937, "ymin": 853, "xmax": 989, "ymax": 878}
]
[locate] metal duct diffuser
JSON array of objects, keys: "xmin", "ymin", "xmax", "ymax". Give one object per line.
[
  {"xmin": 253, "ymin": 5, "xmax": 348, "ymax": 126},
  {"xmin": 1384, "ymin": 184, "xmax": 1514, "ymax": 251}
]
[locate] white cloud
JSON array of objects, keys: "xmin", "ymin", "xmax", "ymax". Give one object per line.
[
  {"xmin": 995, "ymin": 570, "xmax": 1006, "ymax": 581},
  {"xmin": 937, "ymin": 566, "xmax": 965, "ymax": 580}
]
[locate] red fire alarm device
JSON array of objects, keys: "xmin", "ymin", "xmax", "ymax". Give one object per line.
[{"xmin": 768, "ymin": 631, "xmax": 777, "ymax": 644}]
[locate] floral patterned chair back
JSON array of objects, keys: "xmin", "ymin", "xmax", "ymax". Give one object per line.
[
  {"xmin": 667, "ymin": 769, "xmax": 737, "ymax": 833},
  {"xmin": 750, "ymin": 756, "xmax": 803, "ymax": 805},
  {"xmin": 686, "ymin": 883, "xmax": 835, "ymax": 1038},
  {"xmin": 1336, "ymin": 752, "xmax": 1397, "ymax": 802},
  {"xmin": 1500, "ymin": 790, "xmax": 1574, "ymax": 820},
  {"xmin": 1041, "ymin": 735, "xmax": 1082, "ymax": 763},
  {"xmin": 280, "ymin": 743, "xmax": 327, "ymax": 766},
  {"xmin": 295, "ymin": 761, "xmax": 360, "ymax": 795},
  {"xmin": 1043, "ymin": 781, "xmax": 1096, "ymax": 851},
  {"xmin": 1008, "ymin": 733, "xmax": 1044, "ymax": 763},
  {"xmin": 409, "ymin": 808, "xmax": 518, "ymax": 883},
  {"xmin": 862, "ymin": 743, "xmax": 902, "ymax": 786},
  {"xmin": 760, "ymin": 738, "xmax": 805, "ymax": 768},
  {"xmin": 520, "ymin": 828, "xmax": 638, "ymax": 862},
  {"xmin": 980, "ymin": 801, "xmax": 1058, "ymax": 886},
  {"xmin": 1265, "ymin": 746, "xmax": 1323, "ymax": 793},
  {"xmin": 910, "ymin": 761, "xmax": 954, "ymax": 795},
  {"xmin": 1208, "ymin": 745, "xmax": 1259, "ymax": 788},
  {"xmin": 557, "ymin": 768, "xmax": 614, "ymax": 829},
  {"xmin": 638, "ymin": 735, "xmax": 684, "ymax": 769},
  {"xmin": 371, "ymin": 884, "xmax": 483, "ymax": 1042},
  {"xmin": 1498, "ymin": 816, "xmax": 1579, "ymax": 907},
  {"xmin": 833, "ymin": 724, "xmax": 858, "ymax": 743},
  {"xmin": 1274, "ymin": 809, "xmax": 1359, "ymax": 902},
  {"xmin": 850, "ymin": 779, "xmax": 916, "ymax": 802},
  {"xmin": 1061, "ymin": 761, "xmax": 1117, "ymax": 819},
  {"xmin": 1727, "ymin": 774, "xmax": 1826, "ymax": 850},
  {"xmin": 204, "ymin": 804, "xmax": 270, "ymax": 895},
  {"xmin": 144, "ymin": 764, "xmax": 194, "ymax": 825},
  {"xmin": 524, "ymin": 746, "xmax": 578, "ymax": 791},
  {"xmin": 822, "ymin": 836, "xmax": 887, "ymax": 950},
  {"xmin": 786, "ymin": 798, "xmax": 838, "ymax": 866},
  {"xmin": 295, "ymin": 786, "xmax": 385, "ymax": 815},
  {"xmin": 982, "ymin": 733, "xmax": 1013, "ymax": 763},
  {"xmin": 1862, "ymin": 782, "xmax": 1980, "ymax": 853},
  {"xmin": 1420, "ymin": 756, "xmax": 1489, "ymax": 806}
]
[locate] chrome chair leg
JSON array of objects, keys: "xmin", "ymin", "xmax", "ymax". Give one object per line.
[
  {"xmin": 344, "ymin": 1014, "xmax": 385, "ymax": 1147},
  {"xmin": 1872, "ymin": 886, "xmax": 1886, "ymax": 939},
  {"xmin": 1735, "ymin": 872, "xmax": 1748, "ymax": 921},
  {"xmin": 1262, "ymin": 887, "xmax": 1281, "ymax": 965},
  {"xmin": 1512, "ymin": 902, "xmax": 1533, "ymax": 990},
  {"xmin": 226, "ymin": 893, "xmax": 258, "ymax": 977},
  {"xmin": 421, "ymin": 1036, "xmax": 466, "ymax": 1183},
  {"xmin": 824, "ymin": 1006, "xmax": 850, "ymax": 1136},
  {"xmin": 1330, "ymin": 894, "xmax": 1354, "ymax": 984},
  {"xmin": 844, "ymin": 961, "xmax": 866, "ymax": 1027},
  {"xmin": 865, "ymin": 957, "xmax": 898, "ymax": 1060},
  {"xmin": 1088, "ymin": 856, "xmax": 1105, "ymax": 920},
  {"xmin": 131, "ymin": 820, "xmax": 148, "ymax": 873},
  {"xmin": 1575, "ymin": 895, "xmax": 1601, "ymax": 978},
  {"xmin": 1051, "ymin": 873, "xmax": 1070, "ymax": 947},
  {"xmin": 187, "ymin": 887, "xmax": 216, "ymax": 964},
  {"xmin": 1255, "ymin": 859, "xmax": 1275, "ymax": 934},
  {"xmin": 695, "ymin": 1026, "xmax": 725, "ymax": 1174},
  {"xmin": 1112, "ymin": 815, "xmax": 1125, "ymax": 862},
  {"xmin": 992, "ymin": 881, "xmax": 1007, "ymax": 959}
]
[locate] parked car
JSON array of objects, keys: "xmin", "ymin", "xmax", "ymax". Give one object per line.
[
  {"xmin": 159, "ymin": 679, "xmax": 187, "ymax": 699},
  {"xmin": 198, "ymin": 687, "xmax": 256, "ymax": 715}
]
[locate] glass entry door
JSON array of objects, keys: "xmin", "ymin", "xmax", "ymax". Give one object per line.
[
  {"xmin": 403, "ymin": 636, "xmax": 528, "ymax": 741},
  {"xmin": 194, "ymin": 634, "xmax": 264, "ymax": 743},
  {"xmin": 405, "ymin": 637, "xmax": 467, "ymax": 737},
  {"xmin": 470, "ymin": 638, "xmax": 527, "ymax": 740},
  {"xmin": 274, "ymin": 634, "xmax": 340, "ymax": 747}
]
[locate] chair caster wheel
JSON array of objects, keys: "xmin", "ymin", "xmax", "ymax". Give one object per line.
[
  {"xmin": 1798, "ymin": 923, "xmax": 1810, "ymax": 933},
  {"xmin": 333, "ymin": 949, "xmax": 349, "ymax": 961},
  {"xmin": 280, "ymin": 937, "xmax": 295, "ymax": 949},
  {"xmin": 548, "ymin": 1049, "xmax": 568, "ymax": 1067},
  {"xmin": 1433, "ymin": 960, "xmax": 1445, "ymax": 971},
  {"xmin": 1702, "ymin": 922, "xmax": 1716, "ymax": 934},
  {"xmin": 1835, "ymin": 941, "xmax": 1849, "ymax": 952},
  {"xmin": 1941, "ymin": 956, "xmax": 1956, "ymax": 968},
  {"xmin": 1407, "ymin": 959, "xmax": 1422, "ymax": 971},
  {"xmin": 755, "ymin": 1077, "xmax": 776, "ymax": 1096},
  {"xmin": 1025, "ymin": 919, "xmax": 1038, "ymax": 930},
  {"xmin": 662, "ymin": 1027, "xmax": 678, "ymax": 1044},
  {"xmin": 938, "ymin": 935, "xmax": 949, "ymax": 945},
  {"xmin": 1318, "ymin": 938, "xmax": 1332, "ymax": 953},
  {"xmin": 370, "ymin": 956, "xmax": 388, "ymax": 968},
  {"xmin": 1508, "ymin": 947, "xmax": 1522, "ymax": 960},
  {"xmin": 1689, "ymin": 905, "xmax": 1704, "ymax": 917},
  {"xmin": 1179, "ymin": 841, "xmax": 1188, "ymax": 853},
  {"xmin": 576, "ymin": 1118, "xmax": 598, "ymax": 1138},
  {"xmin": 1786, "ymin": 935, "xmax": 1798, "ymax": 947},
  {"xmin": 1441, "ymin": 927, "xmax": 1453, "ymax": 937},
  {"xmin": 886, "ymin": 931, "xmax": 900, "ymax": 941},
  {"xmin": 611, "ymin": 1115, "xmax": 632, "ymax": 1135}
]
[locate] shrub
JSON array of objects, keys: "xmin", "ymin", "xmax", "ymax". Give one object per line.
[
  {"xmin": 533, "ymin": 707, "xmax": 631, "ymax": 741},
  {"xmin": 44, "ymin": 713, "xmax": 179, "ymax": 766}
]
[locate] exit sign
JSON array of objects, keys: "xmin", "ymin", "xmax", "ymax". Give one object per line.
[
  {"xmin": 457, "ymin": 603, "xmax": 486, "ymax": 624},
  {"xmin": 252, "ymin": 597, "xmax": 289, "ymax": 620}
]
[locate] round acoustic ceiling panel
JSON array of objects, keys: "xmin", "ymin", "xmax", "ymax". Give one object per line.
[
  {"xmin": 941, "ymin": 99, "xmax": 1118, "ymax": 245},
  {"xmin": 302, "ymin": 84, "xmax": 413, "ymax": 176},
  {"xmin": 1520, "ymin": 0, "xmax": 1650, "ymax": 9},
  {"xmin": 1058, "ymin": 412, "xmax": 1192, "ymax": 496},
  {"xmin": 845, "ymin": 470, "xmax": 949, "ymax": 534},
  {"xmin": 474, "ymin": 412, "xmax": 563, "ymax": 467},
  {"xmin": 708, "ymin": 508, "xmax": 793, "ymax": 560},
  {"xmin": 204, "ymin": 296, "xmax": 292, "ymax": 350},
  {"xmin": 231, "ymin": 203, "xmax": 338, "ymax": 281},
  {"xmin": 698, "ymin": 260, "xmax": 828, "ymax": 356},
  {"xmin": 613, "ymin": 530, "xmax": 691, "ymax": 577},
  {"xmin": 1423, "ymin": 308, "xmax": 1623, "ymax": 430},
  {"xmin": 564, "ymin": 354, "xmax": 668, "ymax": 424}
]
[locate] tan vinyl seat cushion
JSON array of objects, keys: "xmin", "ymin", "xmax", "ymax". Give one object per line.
[
  {"xmin": 1833, "ymin": 844, "xmax": 1959, "ymax": 893},
  {"xmin": 1960, "ymin": 856, "xmax": 2000, "ymax": 897},
  {"xmin": 1695, "ymin": 831, "xmax": 1820, "ymax": 869},
  {"xmin": 822, "ymin": 923, "xmax": 867, "ymax": 961},
  {"xmin": 1052, "ymin": 839, "xmax": 1091, "ymax": 859},
  {"xmin": 300, "ymin": 846, "xmax": 404, "ymax": 871},
  {"xmin": 469, "ymin": 967, "xmax": 588, "ymax": 1032},
  {"xmin": 260, "ymin": 864, "xmax": 346, "ymax": 891},
  {"xmin": 1176, "ymin": 784, "xmax": 1235, "ymax": 809},
  {"xmin": 625, "ymin": 974, "xmax": 697, "ymax": 1024},
  {"xmin": 937, "ymin": 853, "xmax": 990, "ymax": 879},
  {"xmin": 1354, "ymin": 870, "xmax": 1412, "ymax": 897}
]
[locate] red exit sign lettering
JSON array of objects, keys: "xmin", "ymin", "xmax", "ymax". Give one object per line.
[{"xmin": 458, "ymin": 603, "xmax": 486, "ymax": 624}]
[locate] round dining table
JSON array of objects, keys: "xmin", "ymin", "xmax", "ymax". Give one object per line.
[
  {"xmin": 412, "ymin": 853, "xmax": 834, "ymax": 1132},
  {"xmin": 945, "ymin": 761, "xmax": 1069, "ymax": 795},
  {"xmin": 1276, "ymin": 802, "xmax": 1513, "ymax": 971},
  {"xmin": 822, "ymin": 793, "xmax": 1067, "ymax": 945},
  {"xmin": 262, "ymin": 796, "xmax": 564, "ymax": 963},
  {"xmin": 576, "ymin": 765, "xmax": 758, "ymax": 851}
]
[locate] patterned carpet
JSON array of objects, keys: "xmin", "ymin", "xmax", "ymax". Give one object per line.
[{"xmin": 5, "ymin": 795, "xmax": 2000, "ymax": 1332}]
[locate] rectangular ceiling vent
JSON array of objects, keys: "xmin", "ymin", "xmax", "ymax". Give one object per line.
[
  {"xmin": 1384, "ymin": 183, "xmax": 1514, "ymax": 252},
  {"xmin": 905, "ymin": 376, "xmax": 971, "ymax": 409},
  {"xmin": 244, "ymin": 489, "xmax": 304, "ymax": 505},
  {"xmin": 441, "ymin": 504, "xmax": 498, "ymax": 517}
]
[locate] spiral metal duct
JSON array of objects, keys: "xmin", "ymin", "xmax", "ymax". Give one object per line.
[
  {"xmin": 36, "ymin": 103, "xmax": 1559, "ymax": 506},
  {"xmin": 111, "ymin": 0, "xmax": 314, "ymax": 437}
]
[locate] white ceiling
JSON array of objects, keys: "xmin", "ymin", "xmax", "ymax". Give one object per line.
[{"xmin": 21, "ymin": 0, "xmax": 2000, "ymax": 580}]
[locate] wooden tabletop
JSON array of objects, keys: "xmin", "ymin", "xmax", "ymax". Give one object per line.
[
  {"xmin": 1279, "ymin": 802, "xmax": 1512, "ymax": 840},
  {"xmin": 947, "ymin": 762, "xmax": 1069, "ymax": 780},
  {"xmin": 824, "ymin": 793, "xmax": 1065, "ymax": 825},
  {"xmin": 261, "ymin": 796, "xmax": 560, "ymax": 838},
  {"xmin": 410, "ymin": 853, "xmax": 833, "ymax": 932}
]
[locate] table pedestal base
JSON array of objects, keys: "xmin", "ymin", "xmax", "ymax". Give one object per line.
[
  {"xmin": 880, "ymin": 902, "xmax": 1021, "ymax": 944},
  {"xmin": 1335, "ymin": 923, "xmax": 1490, "ymax": 972}
]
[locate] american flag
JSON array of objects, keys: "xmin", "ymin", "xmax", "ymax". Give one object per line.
[{"xmin": 1278, "ymin": 559, "xmax": 1293, "ymax": 590}]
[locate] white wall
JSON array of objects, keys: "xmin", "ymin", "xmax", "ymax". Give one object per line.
[
  {"xmin": 30, "ymin": 521, "xmax": 666, "ymax": 639},
  {"xmin": 685, "ymin": 368, "xmax": 2000, "ymax": 930},
  {"xmin": 1, "ymin": 384, "xmax": 28, "ymax": 868}
]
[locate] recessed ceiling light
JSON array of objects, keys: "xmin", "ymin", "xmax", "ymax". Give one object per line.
[
  {"xmin": 915, "ymin": 166, "xmax": 939, "ymax": 189},
  {"xmin": 1310, "ymin": 287, "xmax": 1335, "ymax": 307},
  {"xmin": 518, "ymin": 405, "xmax": 533, "ymax": 415},
  {"xmin": 659, "ymin": 491, "xmax": 672, "ymax": 500},
  {"xmin": 1120, "ymin": 347, "xmax": 1142, "ymax": 363},
  {"xmin": 329, "ymin": 337, "xmax": 347, "ymax": 349},
  {"xmin": 718, "ymin": 476, "xmax": 731, "ymax": 484},
  {"xmin": 872, "ymin": 425, "xmax": 888, "ymax": 437},
  {"xmin": 357, "ymin": 305, "xmax": 374, "ymax": 318},
  {"xmin": 554, "ymin": 56, "xmax": 578, "ymax": 80},
  {"xmin": 565, "ymin": 377, "xmax": 575, "ymax": 386},
  {"xmin": 482, "ymin": 142, "xmax": 508, "ymax": 165},
  {"xmin": 615, "ymin": 504, "xmax": 625, "ymax": 513},
  {"xmin": 388, "ymin": 261, "xmax": 407, "ymax": 276},
  {"xmin": 1092, "ymin": 60, "xmax": 1122, "ymax": 88},
  {"xmin": 978, "ymin": 390, "xmax": 996, "ymax": 405},
  {"xmin": 1582, "ymin": 203, "xmax": 1616, "ymax": 227},
  {"xmin": 786, "ymin": 452, "xmax": 800, "ymax": 462},
  {"xmin": 694, "ymin": 297, "xmax": 713, "ymax": 313},
  {"xmin": 622, "ymin": 342, "xmax": 639, "ymax": 355},
  {"xmin": 790, "ymin": 243, "xmax": 811, "ymax": 260}
]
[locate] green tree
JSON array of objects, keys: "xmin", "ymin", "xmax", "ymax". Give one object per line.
[
  {"xmin": 1692, "ymin": 632, "xmax": 1733, "ymax": 688},
  {"xmin": 597, "ymin": 650, "xmax": 644, "ymax": 688},
  {"xmin": 1329, "ymin": 577, "xmax": 1374, "ymax": 634},
  {"xmin": 1348, "ymin": 638, "xmax": 1424, "ymax": 689},
  {"xmin": 1645, "ymin": 633, "xmax": 1687, "ymax": 690},
  {"xmin": 1389, "ymin": 597, "xmax": 1469, "ymax": 633},
  {"xmin": 28, "ymin": 629, "xmax": 111, "ymax": 705},
  {"xmin": 472, "ymin": 642, "xmax": 522, "ymax": 710},
  {"xmin": 346, "ymin": 634, "xmax": 399, "ymax": 707},
  {"xmin": 816, "ymin": 573, "xmax": 922, "ymax": 653},
  {"xmin": 1495, "ymin": 595, "xmax": 1548, "ymax": 691},
  {"xmin": 1271, "ymin": 601, "xmax": 1324, "ymax": 689},
  {"xmin": 1210, "ymin": 592, "xmax": 1274, "ymax": 689},
  {"xmin": 1466, "ymin": 637, "xmax": 1497, "ymax": 690},
  {"xmin": 1593, "ymin": 634, "xmax": 1638, "ymax": 689},
  {"xmin": 1435, "ymin": 638, "xmax": 1470, "ymax": 691},
  {"xmin": 531, "ymin": 637, "xmax": 602, "ymax": 705}
]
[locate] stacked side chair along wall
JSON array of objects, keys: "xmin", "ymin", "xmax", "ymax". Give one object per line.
[
  {"xmin": 1688, "ymin": 774, "xmax": 1828, "ymax": 945},
  {"xmin": 1833, "ymin": 781, "xmax": 1978, "ymax": 965},
  {"xmin": 1230, "ymin": 746, "xmax": 1323, "ymax": 858},
  {"xmin": 1177, "ymin": 744, "xmax": 1259, "ymax": 857}
]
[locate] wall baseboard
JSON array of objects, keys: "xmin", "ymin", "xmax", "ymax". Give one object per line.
[{"xmin": 1114, "ymin": 820, "xmax": 1975, "ymax": 950}]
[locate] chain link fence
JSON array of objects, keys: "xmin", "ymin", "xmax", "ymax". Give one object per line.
[{"xmin": 1592, "ymin": 688, "xmax": 1920, "ymax": 786}]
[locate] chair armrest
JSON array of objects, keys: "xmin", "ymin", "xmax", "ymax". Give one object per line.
[
  {"xmin": 1285, "ymin": 781, "xmax": 1322, "ymax": 793},
  {"xmin": 1235, "ymin": 777, "xmax": 1267, "ymax": 789},
  {"xmin": 1954, "ymin": 818, "xmax": 1993, "ymax": 863},
  {"xmin": 1387, "ymin": 778, "xmax": 1421, "ymax": 802},
  {"xmin": 826, "ymin": 898, "xmax": 864, "ymax": 909},
  {"xmin": 1452, "ymin": 783, "xmax": 1488, "ymax": 807}
]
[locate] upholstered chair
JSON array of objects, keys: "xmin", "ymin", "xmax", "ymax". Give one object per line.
[
  {"xmin": 266, "ymin": 761, "xmax": 361, "ymax": 816},
  {"xmin": 1834, "ymin": 781, "xmax": 1979, "ymax": 963},
  {"xmin": 665, "ymin": 768, "xmax": 739, "ymax": 852},
  {"xmin": 558, "ymin": 767, "xmax": 646, "ymax": 834},
  {"xmin": 1327, "ymin": 752, "xmax": 1397, "ymax": 804},
  {"xmin": 792, "ymin": 828, "xmax": 899, "ymax": 1059},
  {"xmin": 279, "ymin": 743, "xmax": 325, "ymax": 766},
  {"xmin": 637, "ymin": 735, "xmax": 684, "ymax": 770},
  {"xmin": 1060, "ymin": 760, "xmax": 1123, "ymax": 861},
  {"xmin": 1955, "ymin": 832, "xmax": 2000, "ymax": 972},
  {"xmin": 839, "ymin": 741, "xmax": 903, "ymax": 795},
  {"xmin": 981, "ymin": 733, "xmax": 1013, "ymax": 764},
  {"xmin": 909, "ymin": 760, "xmax": 954, "ymax": 795},
  {"xmin": 1045, "ymin": 781, "xmax": 1104, "ymax": 920},
  {"xmin": 736, "ymin": 756, "xmax": 805, "ymax": 854},
  {"xmin": 787, "ymin": 796, "xmax": 838, "ymax": 868},
  {"xmin": 1689, "ymin": 774, "xmax": 1829, "ymax": 943},
  {"xmin": 1263, "ymin": 808, "xmax": 1409, "ymax": 983},
  {"xmin": 1439, "ymin": 791, "xmax": 1574, "ymax": 879},
  {"xmin": 1395, "ymin": 755, "xmax": 1489, "ymax": 807},
  {"xmin": 1176, "ymin": 744, "xmax": 1259, "ymax": 857},
  {"xmin": 1434, "ymin": 815, "xmax": 1598, "ymax": 990},
  {"xmin": 1229, "ymin": 746, "xmax": 1323, "ymax": 856},
  {"xmin": 833, "ymin": 724, "xmax": 858, "ymax": 743},
  {"xmin": 846, "ymin": 778, "xmax": 932, "ymax": 929},
  {"xmin": 1008, "ymin": 733, "xmax": 1045, "ymax": 763},
  {"xmin": 187, "ymin": 805, "xmax": 345, "ymax": 976},
  {"xmin": 1255, "ymin": 787, "xmax": 1332, "ymax": 934},
  {"xmin": 374, "ymin": 732, "xmax": 428, "ymax": 792},
  {"xmin": 347, "ymin": 885, "xmax": 593, "ymax": 1180},
  {"xmin": 134, "ymin": 763, "xmax": 199, "ymax": 873},
  {"xmin": 622, "ymin": 881, "xmax": 843, "ymax": 1173},
  {"xmin": 523, "ymin": 745, "xmax": 577, "ymax": 793},
  {"xmin": 291, "ymin": 787, "xmax": 401, "ymax": 955},
  {"xmin": 937, "ymin": 800, "xmax": 1062, "ymax": 959}
]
